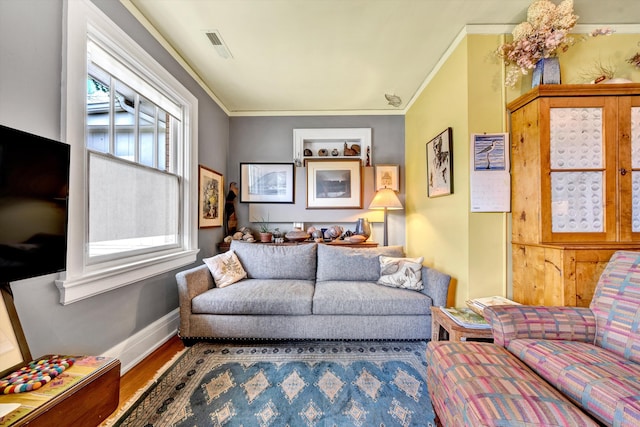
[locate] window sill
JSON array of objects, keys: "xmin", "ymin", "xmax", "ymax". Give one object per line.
[{"xmin": 55, "ymin": 249, "xmax": 199, "ymax": 305}]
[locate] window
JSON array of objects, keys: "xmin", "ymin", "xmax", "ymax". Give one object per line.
[
  {"xmin": 57, "ymin": 0, "xmax": 198, "ymax": 304},
  {"xmin": 86, "ymin": 55, "xmax": 180, "ymax": 261}
]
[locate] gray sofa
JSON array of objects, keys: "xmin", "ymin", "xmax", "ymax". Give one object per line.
[{"xmin": 176, "ymin": 240, "xmax": 451, "ymax": 341}]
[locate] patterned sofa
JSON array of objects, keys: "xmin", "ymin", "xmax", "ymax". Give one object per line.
[
  {"xmin": 426, "ymin": 250, "xmax": 640, "ymax": 426},
  {"xmin": 177, "ymin": 240, "xmax": 451, "ymax": 341}
]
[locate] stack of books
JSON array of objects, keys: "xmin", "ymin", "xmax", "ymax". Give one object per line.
[
  {"xmin": 440, "ymin": 307, "xmax": 490, "ymax": 329},
  {"xmin": 466, "ymin": 296, "xmax": 520, "ymax": 316}
]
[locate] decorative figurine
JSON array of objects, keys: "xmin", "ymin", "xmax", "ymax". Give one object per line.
[
  {"xmin": 344, "ymin": 142, "xmax": 357, "ymax": 156},
  {"xmin": 224, "ymin": 182, "xmax": 238, "ymax": 236}
]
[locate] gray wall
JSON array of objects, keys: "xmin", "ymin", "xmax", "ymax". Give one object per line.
[
  {"xmin": 0, "ymin": 0, "xmax": 405, "ymax": 359},
  {"xmin": 0, "ymin": 0, "xmax": 228, "ymax": 356},
  {"xmin": 228, "ymin": 115, "xmax": 405, "ymax": 242}
]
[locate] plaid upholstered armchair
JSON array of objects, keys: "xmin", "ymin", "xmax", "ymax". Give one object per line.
[{"xmin": 485, "ymin": 250, "xmax": 640, "ymax": 426}]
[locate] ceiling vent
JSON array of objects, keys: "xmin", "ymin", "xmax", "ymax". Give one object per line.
[{"xmin": 206, "ymin": 30, "xmax": 232, "ymax": 59}]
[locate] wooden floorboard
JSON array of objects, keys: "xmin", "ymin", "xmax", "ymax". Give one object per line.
[{"xmin": 103, "ymin": 334, "xmax": 185, "ymax": 423}]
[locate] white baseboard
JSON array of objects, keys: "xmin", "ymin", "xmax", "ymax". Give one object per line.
[{"xmin": 102, "ymin": 308, "xmax": 180, "ymax": 375}]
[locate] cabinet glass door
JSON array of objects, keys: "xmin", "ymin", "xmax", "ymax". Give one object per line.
[
  {"xmin": 619, "ymin": 96, "xmax": 640, "ymax": 242},
  {"xmin": 631, "ymin": 106, "xmax": 640, "ymax": 232},
  {"xmin": 541, "ymin": 97, "xmax": 616, "ymax": 243},
  {"xmin": 549, "ymin": 107, "xmax": 604, "ymax": 233}
]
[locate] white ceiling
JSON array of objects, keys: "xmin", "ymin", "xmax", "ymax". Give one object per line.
[{"xmin": 126, "ymin": 0, "xmax": 640, "ymax": 116}]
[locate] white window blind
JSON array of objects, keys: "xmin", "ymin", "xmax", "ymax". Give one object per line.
[{"xmin": 88, "ymin": 152, "xmax": 179, "ymax": 260}]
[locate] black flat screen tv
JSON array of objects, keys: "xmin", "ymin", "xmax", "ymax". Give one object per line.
[{"xmin": 0, "ymin": 124, "xmax": 70, "ymax": 284}]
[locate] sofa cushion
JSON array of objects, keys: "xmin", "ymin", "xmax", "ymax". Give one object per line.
[
  {"xmin": 589, "ymin": 250, "xmax": 640, "ymax": 364},
  {"xmin": 312, "ymin": 280, "xmax": 431, "ymax": 315},
  {"xmin": 315, "ymin": 244, "xmax": 404, "ymax": 282},
  {"xmin": 191, "ymin": 279, "xmax": 314, "ymax": 315},
  {"xmin": 230, "ymin": 241, "xmax": 317, "ymax": 280},
  {"xmin": 426, "ymin": 341, "xmax": 598, "ymax": 427},
  {"xmin": 202, "ymin": 250, "xmax": 247, "ymax": 288},
  {"xmin": 508, "ymin": 338, "xmax": 640, "ymax": 426},
  {"xmin": 377, "ymin": 256, "xmax": 424, "ymax": 291}
]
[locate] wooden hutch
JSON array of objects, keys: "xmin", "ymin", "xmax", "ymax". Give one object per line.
[{"xmin": 509, "ymin": 84, "xmax": 640, "ymax": 307}]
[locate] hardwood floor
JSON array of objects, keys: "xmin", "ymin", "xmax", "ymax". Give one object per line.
[{"xmin": 103, "ymin": 334, "xmax": 185, "ymax": 423}]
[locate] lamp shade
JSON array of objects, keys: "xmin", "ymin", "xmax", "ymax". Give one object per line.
[{"xmin": 368, "ymin": 188, "xmax": 403, "ymax": 210}]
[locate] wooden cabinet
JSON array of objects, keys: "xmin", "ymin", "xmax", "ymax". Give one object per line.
[{"xmin": 509, "ymin": 84, "xmax": 640, "ymax": 307}]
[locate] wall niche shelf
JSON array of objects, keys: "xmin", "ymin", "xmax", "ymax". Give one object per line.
[{"xmin": 293, "ymin": 128, "xmax": 372, "ymax": 166}]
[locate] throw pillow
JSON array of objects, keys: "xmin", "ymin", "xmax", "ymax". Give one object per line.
[
  {"xmin": 316, "ymin": 244, "xmax": 405, "ymax": 282},
  {"xmin": 377, "ymin": 256, "xmax": 424, "ymax": 291},
  {"xmin": 203, "ymin": 250, "xmax": 247, "ymax": 288}
]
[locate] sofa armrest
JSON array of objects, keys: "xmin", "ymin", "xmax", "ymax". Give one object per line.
[
  {"xmin": 176, "ymin": 264, "xmax": 214, "ymax": 300},
  {"xmin": 421, "ymin": 266, "xmax": 451, "ymax": 308},
  {"xmin": 176, "ymin": 264, "xmax": 214, "ymax": 337},
  {"xmin": 485, "ymin": 305, "xmax": 597, "ymax": 348}
]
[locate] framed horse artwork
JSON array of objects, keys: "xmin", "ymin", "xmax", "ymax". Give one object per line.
[{"xmin": 426, "ymin": 127, "xmax": 453, "ymax": 197}]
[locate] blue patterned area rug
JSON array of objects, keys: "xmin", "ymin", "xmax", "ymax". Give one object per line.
[{"xmin": 112, "ymin": 341, "xmax": 435, "ymax": 427}]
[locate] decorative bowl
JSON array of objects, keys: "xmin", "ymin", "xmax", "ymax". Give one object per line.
[
  {"xmin": 285, "ymin": 228, "xmax": 310, "ymax": 242},
  {"xmin": 347, "ymin": 234, "xmax": 367, "ymax": 243}
]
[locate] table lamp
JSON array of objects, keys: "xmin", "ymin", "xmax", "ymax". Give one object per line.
[{"xmin": 368, "ymin": 188, "xmax": 403, "ymax": 246}]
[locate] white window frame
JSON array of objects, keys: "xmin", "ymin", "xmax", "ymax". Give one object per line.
[{"xmin": 56, "ymin": 0, "xmax": 199, "ymax": 305}]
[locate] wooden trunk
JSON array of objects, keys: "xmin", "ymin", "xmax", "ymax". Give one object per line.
[{"xmin": 0, "ymin": 357, "xmax": 120, "ymax": 427}]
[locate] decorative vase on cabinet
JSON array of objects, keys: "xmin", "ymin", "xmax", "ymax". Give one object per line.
[
  {"xmin": 508, "ymin": 84, "xmax": 640, "ymax": 307},
  {"xmin": 531, "ymin": 57, "xmax": 561, "ymax": 88}
]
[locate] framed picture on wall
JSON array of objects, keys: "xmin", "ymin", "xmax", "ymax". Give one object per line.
[
  {"xmin": 306, "ymin": 159, "xmax": 362, "ymax": 209},
  {"xmin": 426, "ymin": 127, "xmax": 453, "ymax": 197},
  {"xmin": 198, "ymin": 165, "xmax": 224, "ymax": 228},
  {"xmin": 374, "ymin": 164, "xmax": 400, "ymax": 191},
  {"xmin": 239, "ymin": 163, "xmax": 295, "ymax": 203},
  {"xmin": 472, "ymin": 133, "xmax": 508, "ymax": 171}
]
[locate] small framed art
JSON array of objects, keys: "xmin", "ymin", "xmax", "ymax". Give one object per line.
[
  {"xmin": 239, "ymin": 163, "xmax": 295, "ymax": 203},
  {"xmin": 198, "ymin": 165, "xmax": 224, "ymax": 228},
  {"xmin": 375, "ymin": 164, "xmax": 400, "ymax": 191},
  {"xmin": 426, "ymin": 127, "xmax": 453, "ymax": 197},
  {"xmin": 306, "ymin": 159, "xmax": 362, "ymax": 209},
  {"xmin": 472, "ymin": 133, "xmax": 508, "ymax": 171}
]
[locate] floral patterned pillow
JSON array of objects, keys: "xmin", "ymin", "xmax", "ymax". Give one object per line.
[
  {"xmin": 203, "ymin": 250, "xmax": 247, "ymax": 288},
  {"xmin": 377, "ymin": 256, "xmax": 424, "ymax": 291}
]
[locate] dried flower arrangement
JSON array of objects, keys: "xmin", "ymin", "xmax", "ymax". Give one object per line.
[
  {"xmin": 629, "ymin": 53, "xmax": 640, "ymax": 69},
  {"xmin": 496, "ymin": 0, "xmax": 613, "ymax": 87}
]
